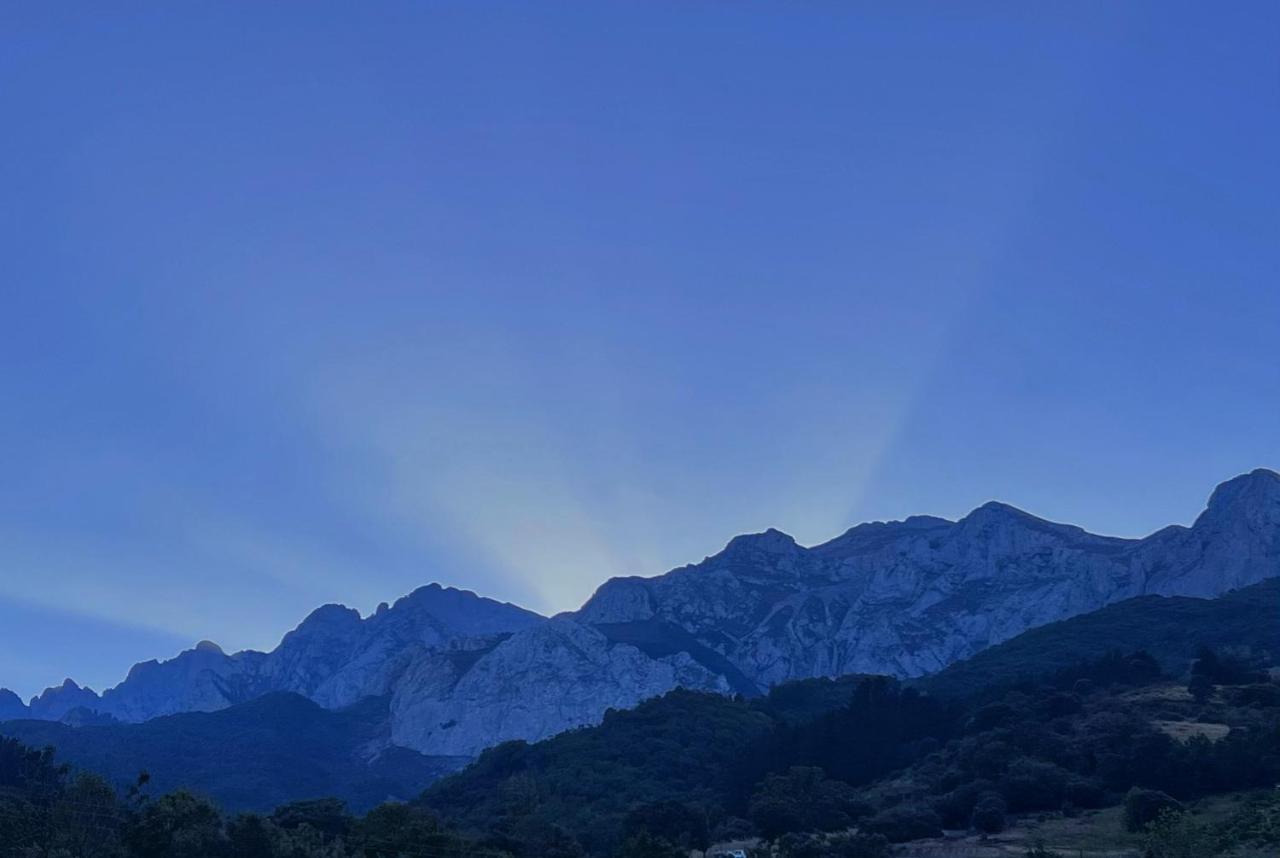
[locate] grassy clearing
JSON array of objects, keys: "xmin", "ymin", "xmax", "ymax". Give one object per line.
[{"xmin": 1153, "ymin": 719, "xmax": 1231, "ymax": 741}]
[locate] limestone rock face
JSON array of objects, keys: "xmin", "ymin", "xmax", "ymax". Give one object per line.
[
  {"xmin": 575, "ymin": 470, "xmax": 1280, "ymax": 688},
  {"xmin": 388, "ymin": 618, "xmax": 731, "ymax": 756},
  {"xmin": 79, "ymin": 585, "xmax": 543, "ymax": 726},
  {"xmin": 13, "ymin": 470, "xmax": 1278, "ymax": 760},
  {"xmin": 27, "ymin": 679, "xmax": 102, "ymax": 721}
]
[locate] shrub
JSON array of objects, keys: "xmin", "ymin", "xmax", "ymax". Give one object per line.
[
  {"xmin": 1000, "ymin": 758, "xmax": 1067, "ymax": 812},
  {"xmin": 1231, "ymin": 683, "xmax": 1280, "ymax": 707},
  {"xmin": 710, "ymin": 816, "xmax": 755, "ymax": 843},
  {"xmin": 1142, "ymin": 807, "xmax": 1220, "ymax": 858},
  {"xmin": 748, "ymin": 767, "xmax": 867, "ymax": 839},
  {"xmin": 862, "ymin": 804, "xmax": 943, "ymax": 843},
  {"xmin": 1039, "ymin": 692, "xmax": 1082, "ymax": 718},
  {"xmin": 1188, "ymin": 674, "xmax": 1214, "ymax": 704},
  {"xmin": 622, "ymin": 800, "xmax": 708, "ymax": 851},
  {"xmin": 1123, "ymin": 787, "xmax": 1182, "ymax": 832},
  {"xmin": 1063, "ymin": 777, "xmax": 1106, "ymax": 810},
  {"xmin": 967, "ymin": 703, "xmax": 1016, "ymax": 733},
  {"xmin": 933, "ymin": 779, "xmax": 998, "ymax": 828},
  {"xmin": 749, "ymin": 796, "xmax": 802, "ymax": 841},
  {"xmin": 776, "ymin": 832, "xmax": 891, "ymax": 858},
  {"xmin": 826, "ymin": 831, "xmax": 892, "ymax": 858},
  {"xmin": 776, "ymin": 832, "xmax": 825, "ymax": 858},
  {"xmin": 614, "ymin": 831, "xmax": 685, "ymax": 858}
]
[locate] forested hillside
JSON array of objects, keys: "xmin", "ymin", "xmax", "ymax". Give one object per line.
[
  {"xmin": 0, "ymin": 693, "xmax": 466, "ymax": 812},
  {"xmin": 919, "ymin": 577, "xmax": 1280, "ymax": 698}
]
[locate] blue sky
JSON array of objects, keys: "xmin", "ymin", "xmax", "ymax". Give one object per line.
[{"xmin": 2, "ymin": 3, "xmax": 1277, "ymax": 700}]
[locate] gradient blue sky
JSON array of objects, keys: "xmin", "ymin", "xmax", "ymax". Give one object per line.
[{"xmin": 2, "ymin": 3, "xmax": 1278, "ymax": 700}]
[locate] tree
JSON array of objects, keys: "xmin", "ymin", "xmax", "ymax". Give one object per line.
[
  {"xmin": 970, "ymin": 791, "xmax": 1007, "ymax": 834},
  {"xmin": 710, "ymin": 816, "xmax": 755, "ymax": 843},
  {"xmin": 825, "ymin": 832, "xmax": 892, "ymax": 858},
  {"xmin": 1143, "ymin": 807, "xmax": 1221, "ymax": 858},
  {"xmin": 51, "ymin": 772, "xmax": 124, "ymax": 858},
  {"xmin": 271, "ymin": 797, "xmax": 351, "ymax": 838},
  {"xmin": 1123, "ymin": 788, "xmax": 1182, "ymax": 833},
  {"xmin": 490, "ymin": 817, "xmax": 586, "ymax": 858},
  {"xmin": 861, "ymin": 804, "xmax": 943, "ymax": 843},
  {"xmin": 749, "ymin": 794, "xmax": 803, "ymax": 842},
  {"xmin": 122, "ymin": 789, "xmax": 226, "ymax": 858},
  {"xmin": 776, "ymin": 832, "xmax": 826, "ymax": 858},
  {"xmin": 614, "ymin": 831, "xmax": 685, "ymax": 858},
  {"xmin": 226, "ymin": 813, "xmax": 275, "ymax": 858},
  {"xmin": 356, "ymin": 802, "xmax": 444, "ymax": 857},
  {"xmin": 1191, "ymin": 646, "xmax": 1263, "ymax": 686},
  {"xmin": 1188, "ymin": 674, "xmax": 1214, "ymax": 704},
  {"xmin": 776, "ymin": 830, "xmax": 891, "ymax": 858},
  {"xmin": 748, "ymin": 767, "xmax": 869, "ymax": 840},
  {"xmin": 622, "ymin": 800, "xmax": 709, "ymax": 852},
  {"xmin": 274, "ymin": 822, "xmax": 350, "ymax": 858},
  {"xmin": 1000, "ymin": 758, "xmax": 1067, "ymax": 812}
]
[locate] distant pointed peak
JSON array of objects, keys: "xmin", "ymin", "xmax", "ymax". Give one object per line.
[
  {"xmin": 960, "ymin": 500, "xmax": 1080, "ymax": 535},
  {"xmin": 975, "ymin": 500, "xmax": 1025, "ymax": 515},
  {"xmin": 398, "ymin": 582, "xmax": 490, "ymax": 608},
  {"xmin": 35, "ymin": 678, "xmax": 97, "ymax": 701},
  {"xmin": 962, "ymin": 500, "xmax": 1036, "ymax": 524}
]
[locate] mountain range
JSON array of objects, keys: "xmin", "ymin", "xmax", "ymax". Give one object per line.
[{"xmin": 4, "ymin": 468, "xmax": 1278, "ymax": 760}]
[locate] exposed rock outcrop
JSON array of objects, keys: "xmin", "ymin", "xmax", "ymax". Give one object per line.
[{"xmin": 9, "ymin": 470, "xmax": 1278, "ymax": 759}]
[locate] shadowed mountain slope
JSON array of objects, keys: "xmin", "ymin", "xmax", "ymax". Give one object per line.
[{"xmin": 0, "ymin": 692, "xmax": 468, "ymax": 812}]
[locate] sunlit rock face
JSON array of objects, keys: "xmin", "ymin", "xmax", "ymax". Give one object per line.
[{"xmin": 9, "ymin": 470, "xmax": 1277, "ymax": 759}]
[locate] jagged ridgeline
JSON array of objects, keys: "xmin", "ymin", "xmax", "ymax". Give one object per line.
[
  {"xmin": 4, "ymin": 470, "xmax": 1278, "ymax": 763},
  {"xmin": 3, "ymin": 576, "xmax": 1275, "ymax": 817}
]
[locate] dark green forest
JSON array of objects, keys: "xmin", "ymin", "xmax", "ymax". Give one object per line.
[{"xmin": 0, "ymin": 693, "xmax": 465, "ymax": 813}]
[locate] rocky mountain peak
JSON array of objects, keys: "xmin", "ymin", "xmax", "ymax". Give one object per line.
[
  {"xmin": 28, "ymin": 678, "xmax": 102, "ymax": 721},
  {"xmin": 0, "ymin": 687, "xmax": 29, "ymax": 720},
  {"xmin": 961, "ymin": 500, "xmax": 1043, "ymax": 527},
  {"xmin": 386, "ymin": 582, "xmax": 544, "ymax": 638},
  {"xmin": 722, "ymin": 528, "xmax": 799, "ymax": 558},
  {"xmin": 294, "ymin": 603, "xmax": 364, "ymax": 632},
  {"xmin": 1201, "ymin": 468, "xmax": 1280, "ymax": 521}
]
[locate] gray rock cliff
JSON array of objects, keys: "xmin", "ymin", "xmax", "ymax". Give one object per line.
[{"xmin": 11, "ymin": 470, "xmax": 1278, "ymax": 758}]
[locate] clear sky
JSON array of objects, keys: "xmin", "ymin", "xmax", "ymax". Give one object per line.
[{"xmin": 2, "ymin": 3, "xmax": 1277, "ymax": 700}]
